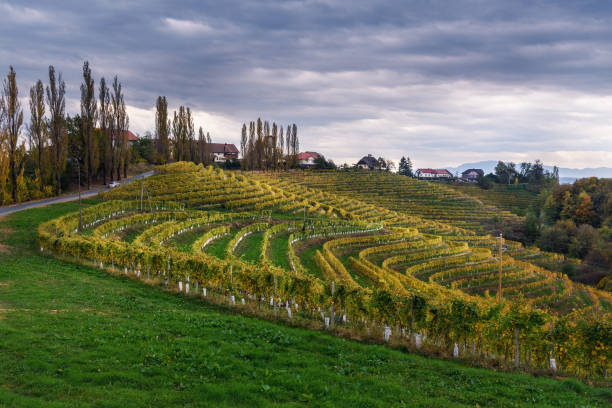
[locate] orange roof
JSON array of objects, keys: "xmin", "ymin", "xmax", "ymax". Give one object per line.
[{"xmin": 297, "ymin": 151, "xmax": 320, "ymax": 160}]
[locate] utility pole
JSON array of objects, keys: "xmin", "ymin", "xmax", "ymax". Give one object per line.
[
  {"xmin": 497, "ymin": 233, "xmax": 503, "ymax": 301},
  {"xmin": 78, "ymin": 161, "xmax": 83, "ymax": 232}
]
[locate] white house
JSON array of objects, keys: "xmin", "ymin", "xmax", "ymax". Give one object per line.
[
  {"xmin": 416, "ymin": 168, "xmax": 453, "ymax": 179},
  {"xmin": 297, "ymin": 151, "xmax": 320, "ymax": 166},
  {"xmin": 461, "ymin": 168, "xmax": 484, "ymax": 182},
  {"xmin": 210, "ymin": 143, "xmax": 239, "ymax": 163}
]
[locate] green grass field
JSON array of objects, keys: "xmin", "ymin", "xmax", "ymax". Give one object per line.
[{"xmin": 0, "ymin": 201, "xmax": 611, "ymax": 407}]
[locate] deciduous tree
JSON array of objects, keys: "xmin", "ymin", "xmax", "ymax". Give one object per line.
[
  {"xmin": 1, "ymin": 66, "xmax": 23, "ymax": 203},
  {"xmin": 111, "ymin": 76, "xmax": 129, "ymax": 180},
  {"xmin": 80, "ymin": 61, "xmax": 97, "ymax": 189},
  {"xmin": 46, "ymin": 65, "xmax": 67, "ymax": 195},
  {"xmin": 28, "ymin": 79, "xmax": 46, "ymax": 191},
  {"xmin": 155, "ymin": 96, "xmax": 170, "ymax": 163}
]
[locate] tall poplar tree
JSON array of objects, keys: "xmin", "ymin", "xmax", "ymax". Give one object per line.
[
  {"xmin": 271, "ymin": 122, "xmax": 278, "ymax": 170},
  {"xmin": 197, "ymin": 126, "xmax": 205, "ymax": 164},
  {"xmin": 186, "ymin": 107, "xmax": 194, "ymax": 162},
  {"xmin": 240, "ymin": 123, "xmax": 247, "ymax": 164},
  {"xmin": 155, "ymin": 96, "xmax": 169, "ymax": 163},
  {"xmin": 279, "ymin": 126, "xmax": 284, "ymax": 168},
  {"xmin": 291, "ymin": 124, "xmax": 298, "ymax": 155},
  {"xmin": 248, "ymin": 121, "xmax": 255, "ymax": 170},
  {"xmin": 111, "ymin": 76, "xmax": 128, "ymax": 180},
  {"xmin": 80, "ymin": 61, "xmax": 97, "ymax": 189},
  {"xmin": 256, "ymin": 118, "xmax": 263, "ymax": 169},
  {"xmin": 1, "ymin": 66, "xmax": 23, "ymax": 203},
  {"xmin": 171, "ymin": 107, "xmax": 183, "ymax": 161},
  {"xmin": 99, "ymin": 77, "xmax": 110, "ymax": 184},
  {"xmin": 46, "ymin": 66, "xmax": 67, "ymax": 195},
  {"xmin": 28, "ymin": 79, "xmax": 46, "ymax": 190}
]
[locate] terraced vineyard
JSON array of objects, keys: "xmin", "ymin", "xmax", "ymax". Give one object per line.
[
  {"xmin": 38, "ymin": 163, "xmax": 611, "ymax": 378},
  {"xmin": 448, "ymin": 183, "xmax": 540, "ymax": 216},
  {"xmin": 263, "ymin": 170, "xmax": 525, "ymax": 234}
]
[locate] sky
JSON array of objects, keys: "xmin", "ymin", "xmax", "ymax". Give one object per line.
[{"xmin": 1, "ymin": 0, "xmax": 612, "ymax": 169}]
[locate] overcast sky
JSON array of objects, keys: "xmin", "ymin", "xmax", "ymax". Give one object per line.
[{"xmin": 2, "ymin": 0, "xmax": 612, "ymax": 168}]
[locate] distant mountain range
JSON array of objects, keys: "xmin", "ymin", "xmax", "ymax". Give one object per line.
[{"xmin": 444, "ymin": 161, "xmax": 612, "ymax": 184}]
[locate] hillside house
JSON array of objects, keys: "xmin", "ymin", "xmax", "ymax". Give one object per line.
[
  {"xmin": 297, "ymin": 151, "xmax": 321, "ymax": 167},
  {"xmin": 125, "ymin": 130, "xmax": 138, "ymax": 146},
  {"xmin": 210, "ymin": 143, "xmax": 239, "ymax": 163},
  {"xmin": 416, "ymin": 168, "xmax": 453, "ymax": 180},
  {"xmin": 96, "ymin": 129, "xmax": 138, "ymax": 146},
  {"xmin": 357, "ymin": 154, "xmax": 379, "ymax": 170},
  {"xmin": 461, "ymin": 168, "xmax": 484, "ymax": 182}
]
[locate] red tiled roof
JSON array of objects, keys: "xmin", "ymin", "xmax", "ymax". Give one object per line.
[
  {"xmin": 209, "ymin": 143, "xmax": 239, "ymax": 154},
  {"xmin": 126, "ymin": 130, "xmax": 137, "ymax": 141},
  {"xmin": 95, "ymin": 128, "xmax": 138, "ymax": 141},
  {"xmin": 417, "ymin": 168, "xmax": 452, "ymax": 175},
  {"xmin": 297, "ymin": 151, "xmax": 320, "ymax": 160}
]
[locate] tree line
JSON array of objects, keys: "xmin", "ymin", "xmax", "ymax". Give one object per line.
[
  {"xmin": 153, "ymin": 96, "xmax": 216, "ymax": 166},
  {"xmin": 525, "ymin": 177, "xmax": 612, "ymax": 285},
  {"xmin": 0, "ymin": 63, "xmax": 130, "ymax": 204},
  {"xmin": 240, "ymin": 118, "xmax": 299, "ymax": 170},
  {"xmin": 398, "ymin": 156, "xmax": 414, "ymax": 176},
  {"xmin": 492, "ymin": 160, "xmax": 558, "ymax": 186}
]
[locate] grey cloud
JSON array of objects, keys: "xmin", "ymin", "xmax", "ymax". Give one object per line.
[{"xmin": 1, "ymin": 0, "xmax": 611, "ymax": 167}]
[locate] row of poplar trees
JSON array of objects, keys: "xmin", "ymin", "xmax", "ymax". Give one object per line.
[
  {"xmin": 154, "ymin": 96, "xmax": 215, "ymax": 165},
  {"xmin": 0, "ymin": 63, "xmax": 130, "ymax": 204},
  {"xmin": 240, "ymin": 118, "xmax": 299, "ymax": 170}
]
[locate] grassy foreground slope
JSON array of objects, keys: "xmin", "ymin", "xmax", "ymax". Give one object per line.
[{"xmin": 1, "ymin": 204, "xmax": 611, "ymax": 407}]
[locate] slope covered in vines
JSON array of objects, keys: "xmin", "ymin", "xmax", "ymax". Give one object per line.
[{"xmin": 38, "ymin": 163, "xmax": 611, "ymax": 378}]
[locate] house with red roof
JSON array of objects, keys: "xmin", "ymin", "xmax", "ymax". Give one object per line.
[
  {"xmin": 125, "ymin": 130, "xmax": 138, "ymax": 145},
  {"xmin": 210, "ymin": 143, "xmax": 239, "ymax": 162},
  {"xmin": 415, "ymin": 168, "xmax": 453, "ymax": 180},
  {"xmin": 297, "ymin": 151, "xmax": 320, "ymax": 167},
  {"xmin": 96, "ymin": 129, "xmax": 138, "ymax": 145}
]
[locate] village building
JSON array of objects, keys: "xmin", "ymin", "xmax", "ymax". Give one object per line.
[
  {"xmin": 461, "ymin": 168, "xmax": 484, "ymax": 182},
  {"xmin": 415, "ymin": 168, "xmax": 453, "ymax": 180},
  {"xmin": 210, "ymin": 143, "xmax": 239, "ymax": 162},
  {"xmin": 356, "ymin": 154, "xmax": 379, "ymax": 170},
  {"xmin": 126, "ymin": 130, "xmax": 138, "ymax": 146},
  {"xmin": 96, "ymin": 129, "xmax": 138, "ymax": 146},
  {"xmin": 297, "ymin": 151, "xmax": 321, "ymax": 167}
]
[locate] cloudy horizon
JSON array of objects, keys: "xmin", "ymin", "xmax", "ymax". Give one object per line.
[{"xmin": 2, "ymin": 0, "xmax": 612, "ymax": 169}]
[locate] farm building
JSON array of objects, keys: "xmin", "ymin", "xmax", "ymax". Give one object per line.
[
  {"xmin": 297, "ymin": 151, "xmax": 321, "ymax": 167},
  {"xmin": 356, "ymin": 154, "xmax": 379, "ymax": 170},
  {"xmin": 125, "ymin": 130, "xmax": 138, "ymax": 145},
  {"xmin": 416, "ymin": 168, "xmax": 453, "ymax": 180},
  {"xmin": 461, "ymin": 168, "xmax": 484, "ymax": 182},
  {"xmin": 210, "ymin": 143, "xmax": 239, "ymax": 162}
]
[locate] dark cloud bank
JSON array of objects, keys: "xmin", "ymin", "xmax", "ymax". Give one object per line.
[{"xmin": 1, "ymin": 0, "xmax": 611, "ymax": 168}]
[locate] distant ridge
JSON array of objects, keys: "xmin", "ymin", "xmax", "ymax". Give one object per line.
[{"xmin": 444, "ymin": 160, "xmax": 612, "ymax": 183}]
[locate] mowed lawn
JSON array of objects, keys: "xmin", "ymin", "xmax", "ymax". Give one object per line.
[{"xmin": 0, "ymin": 202, "xmax": 610, "ymax": 407}]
